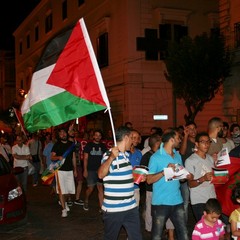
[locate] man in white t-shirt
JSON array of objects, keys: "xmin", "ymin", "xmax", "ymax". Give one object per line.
[{"xmin": 12, "ymin": 135, "xmax": 32, "ymax": 192}]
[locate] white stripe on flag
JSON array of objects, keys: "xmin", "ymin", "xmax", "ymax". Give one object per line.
[{"xmin": 21, "ymin": 64, "xmax": 65, "ymax": 114}]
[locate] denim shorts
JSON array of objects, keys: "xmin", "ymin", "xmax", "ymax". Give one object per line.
[{"xmin": 86, "ymin": 170, "xmax": 103, "ymax": 186}]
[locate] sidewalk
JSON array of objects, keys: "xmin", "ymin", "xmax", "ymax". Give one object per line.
[{"xmin": 0, "ymin": 179, "xmax": 196, "ymax": 240}]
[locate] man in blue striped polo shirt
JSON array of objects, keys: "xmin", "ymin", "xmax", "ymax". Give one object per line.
[{"xmin": 98, "ymin": 126, "xmax": 143, "ymax": 240}]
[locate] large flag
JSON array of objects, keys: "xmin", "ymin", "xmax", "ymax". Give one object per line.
[
  {"xmin": 21, "ymin": 18, "xmax": 110, "ymax": 133},
  {"xmin": 214, "ymin": 157, "xmax": 240, "ymax": 216}
]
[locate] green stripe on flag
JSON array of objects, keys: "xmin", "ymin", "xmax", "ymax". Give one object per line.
[{"xmin": 23, "ymin": 91, "xmax": 106, "ymax": 132}]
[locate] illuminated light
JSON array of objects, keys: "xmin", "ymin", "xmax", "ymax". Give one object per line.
[
  {"xmin": 153, "ymin": 115, "xmax": 168, "ymax": 120},
  {"xmin": 18, "ymin": 89, "xmax": 27, "ymax": 98}
]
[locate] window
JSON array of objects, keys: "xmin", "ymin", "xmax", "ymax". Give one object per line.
[
  {"xmin": 26, "ymin": 34, "xmax": 30, "ymax": 49},
  {"xmin": 78, "ymin": 0, "xmax": 84, "ymax": 7},
  {"xmin": 153, "ymin": 7, "xmax": 191, "ymax": 60},
  {"xmin": 19, "ymin": 41, "xmax": 23, "ymax": 55},
  {"xmin": 159, "ymin": 23, "xmax": 188, "ymax": 59},
  {"xmin": 35, "ymin": 25, "xmax": 39, "ymax": 42},
  {"xmin": 97, "ymin": 32, "xmax": 109, "ymax": 68},
  {"xmin": 62, "ymin": 0, "xmax": 67, "ymax": 20},
  {"xmin": 136, "ymin": 29, "xmax": 160, "ymax": 60},
  {"xmin": 234, "ymin": 22, "xmax": 240, "ymax": 48},
  {"xmin": 45, "ymin": 13, "xmax": 53, "ymax": 33}
]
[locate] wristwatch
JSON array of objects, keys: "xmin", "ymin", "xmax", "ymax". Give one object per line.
[{"xmin": 196, "ymin": 179, "xmax": 201, "ymax": 184}]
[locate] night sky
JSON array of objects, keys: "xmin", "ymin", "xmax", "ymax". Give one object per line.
[{"xmin": 0, "ymin": 0, "xmax": 40, "ymax": 50}]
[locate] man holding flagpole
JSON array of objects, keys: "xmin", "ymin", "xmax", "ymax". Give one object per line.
[
  {"xmin": 51, "ymin": 128, "xmax": 77, "ymax": 217},
  {"xmin": 98, "ymin": 126, "xmax": 143, "ymax": 240}
]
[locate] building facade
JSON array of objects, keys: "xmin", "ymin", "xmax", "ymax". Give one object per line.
[
  {"xmin": 219, "ymin": 0, "xmax": 240, "ymax": 124},
  {"xmin": 0, "ymin": 50, "xmax": 15, "ymax": 111},
  {"xmin": 14, "ymin": 0, "xmax": 228, "ymax": 134}
]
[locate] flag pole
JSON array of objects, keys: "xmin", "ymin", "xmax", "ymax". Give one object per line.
[
  {"xmin": 105, "ymin": 108, "xmax": 116, "ymax": 147},
  {"xmin": 80, "ymin": 18, "xmax": 117, "ymax": 146},
  {"xmin": 12, "ymin": 107, "xmax": 28, "ymax": 139}
]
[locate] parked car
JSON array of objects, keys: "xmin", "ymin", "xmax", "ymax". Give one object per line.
[{"xmin": 0, "ymin": 154, "xmax": 27, "ymax": 224}]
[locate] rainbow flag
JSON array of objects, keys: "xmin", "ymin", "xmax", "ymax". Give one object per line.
[{"xmin": 41, "ymin": 142, "xmax": 75, "ymax": 184}]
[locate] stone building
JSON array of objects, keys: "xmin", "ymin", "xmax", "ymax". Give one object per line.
[
  {"xmin": 0, "ymin": 50, "xmax": 15, "ymax": 111},
  {"xmin": 219, "ymin": 0, "xmax": 240, "ymax": 124},
  {"xmin": 14, "ymin": 0, "xmax": 227, "ymax": 134}
]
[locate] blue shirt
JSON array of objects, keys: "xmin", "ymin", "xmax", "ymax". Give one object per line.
[
  {"xmin": 101, "ymin": 150, "xmax": 136, "ymax": 212},
  {"xmin": 148, "ymin": 143, "xmax": 183, "ymax": 205},
  {"xmin": 129, "ymin": 148, "xmax": 142, "ymax": 189}
]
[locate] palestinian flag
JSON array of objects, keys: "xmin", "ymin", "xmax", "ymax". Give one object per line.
[
  {"xmin": 21, "ymin": 18, "xmax": 110, "ymax": 133},
  {"xmin": 214, "ymin": 157, "xmax": 240, "ymax": 216}
]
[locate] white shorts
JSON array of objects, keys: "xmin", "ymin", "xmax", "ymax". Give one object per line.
[{"xmin": 55, "ymin": 170, "xmax": 75, "ymax": 195}]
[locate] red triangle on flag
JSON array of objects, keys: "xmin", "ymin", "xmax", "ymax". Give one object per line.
[{"xmin": 47, "ymin": 21, "xmax": 106, "ymax": 107}]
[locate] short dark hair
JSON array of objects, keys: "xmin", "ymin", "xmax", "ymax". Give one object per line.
[
  {"xmin": 156, "ymin": 127, "xmax": 163, "ymax": 136},
  {"xmin": 161, "ymin": 129, "xmax": 177, "ymax": 143},
  {"xmin": 208, "ymin": 117, "xmax": 222, "ymax": 129},
  {"xmin": 223, "ymin": 122, "xmax": 229, "ymax": 129},
  {"xmin": 58, "ymin": 127, "xmax": 68, "ymax": 133},
  {"xmin": 230, "ymin": 123, "xmax": 240, "ymax": 133},
  {"xmin": 195, "ymin": 132, "xmax": 209, "ymax": 143},
  {"xmin": 131, "ymin": 129, "xmax": 141, "ymax": 136},
  {"xmin": 149, "ymin": 134, "xmax": 161, "ymax": 148},
  {"xmin": 93, "ymin": 129, "xmax": 103, "ymax": 136},
  {"xmin": 185, "ymin": 121, "xmax": 197, "ymax": 128},
  {"xmin": 115, "ymin": 126, "xmax": 131, "ymax": 142},
  {"xmin": 204, "ymin": 198, "xmax": 222, "ymax": 214}
]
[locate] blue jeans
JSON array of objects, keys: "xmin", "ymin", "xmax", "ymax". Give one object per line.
[
  {"xmin": 192, "ymin": 203, "xmax": 205, "ymax": 222},
  {"xmin": 15, "ymin": 167, "xmax": 28, "ymax": 192},
  {"xmin": 152, "ymin": 204, "xmax": 189, "ymax": 240},
  {"xmin": 180, "ymin": 181, "xmax": 190, "ymax": 223},
  {"xmin": 102, "ymin": 207, "xmax": 142, "ymax": 240}
]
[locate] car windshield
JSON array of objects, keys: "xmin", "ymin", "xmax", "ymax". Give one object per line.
[{"xmin": 0, "ymin": 154, "xmax": 11, "ymax": 176}]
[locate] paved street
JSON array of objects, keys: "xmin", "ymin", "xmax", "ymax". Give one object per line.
[{"xmin": 0, "ymin": 179, "xmax": 196, "ymax": 240}]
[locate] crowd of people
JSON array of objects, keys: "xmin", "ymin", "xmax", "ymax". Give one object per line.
[{"xmin": 1, "ymin": 117, "xmax": 240, "ymax": 239}]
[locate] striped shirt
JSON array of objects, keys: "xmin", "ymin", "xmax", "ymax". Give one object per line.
[
  {"xmin": 192, "ymin": 216, "xmax": 225, "ymax": 239},
  {"xmin": 101, "ymin": 150, "xmax": 136, "ymax": 212}
]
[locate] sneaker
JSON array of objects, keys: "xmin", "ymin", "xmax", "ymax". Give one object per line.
[
  {"xmin": 65, "ymin": 203, "xmax": 70, "ymax": 212},
  {"xmin": 67, "ymin": 200, "xmax": 73, "ymax": 207},
  {"xmin": 83, "ymin": 202, "xmax": 89, "ymax": 211},
  {"xmin": 61, "ymin": 209, "xmax": 67, "ymax": 218},
  {"xmin": 74, "ymin": 199, "xmax": 84, "ymax": 205}
]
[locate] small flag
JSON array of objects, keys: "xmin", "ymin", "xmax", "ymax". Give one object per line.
[
  {"xmin": 21, "ymin": 18, "xmax": 110, "ymax": 132},
  {"xmin": 41, "ymin": 142, "xmax": 76, "ymax": 184}
]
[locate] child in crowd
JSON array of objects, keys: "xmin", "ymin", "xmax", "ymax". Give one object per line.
[
  {"xmin": 229, "ymin": 184, "xmax": 240, "ymax": 240},
  {"xmin": 192, "ymin": 198, "xmax": 225, "ymax": 240}
]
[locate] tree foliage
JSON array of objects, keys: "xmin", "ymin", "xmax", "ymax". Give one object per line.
[{"xmin": 164, "ymin": 33, "xmax": 232, "ymax": 123}]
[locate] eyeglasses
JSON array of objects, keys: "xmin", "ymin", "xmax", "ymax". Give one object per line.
[{"xmin": 199, "ymin": 140, "xmax": 212, "ymax": 145}]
